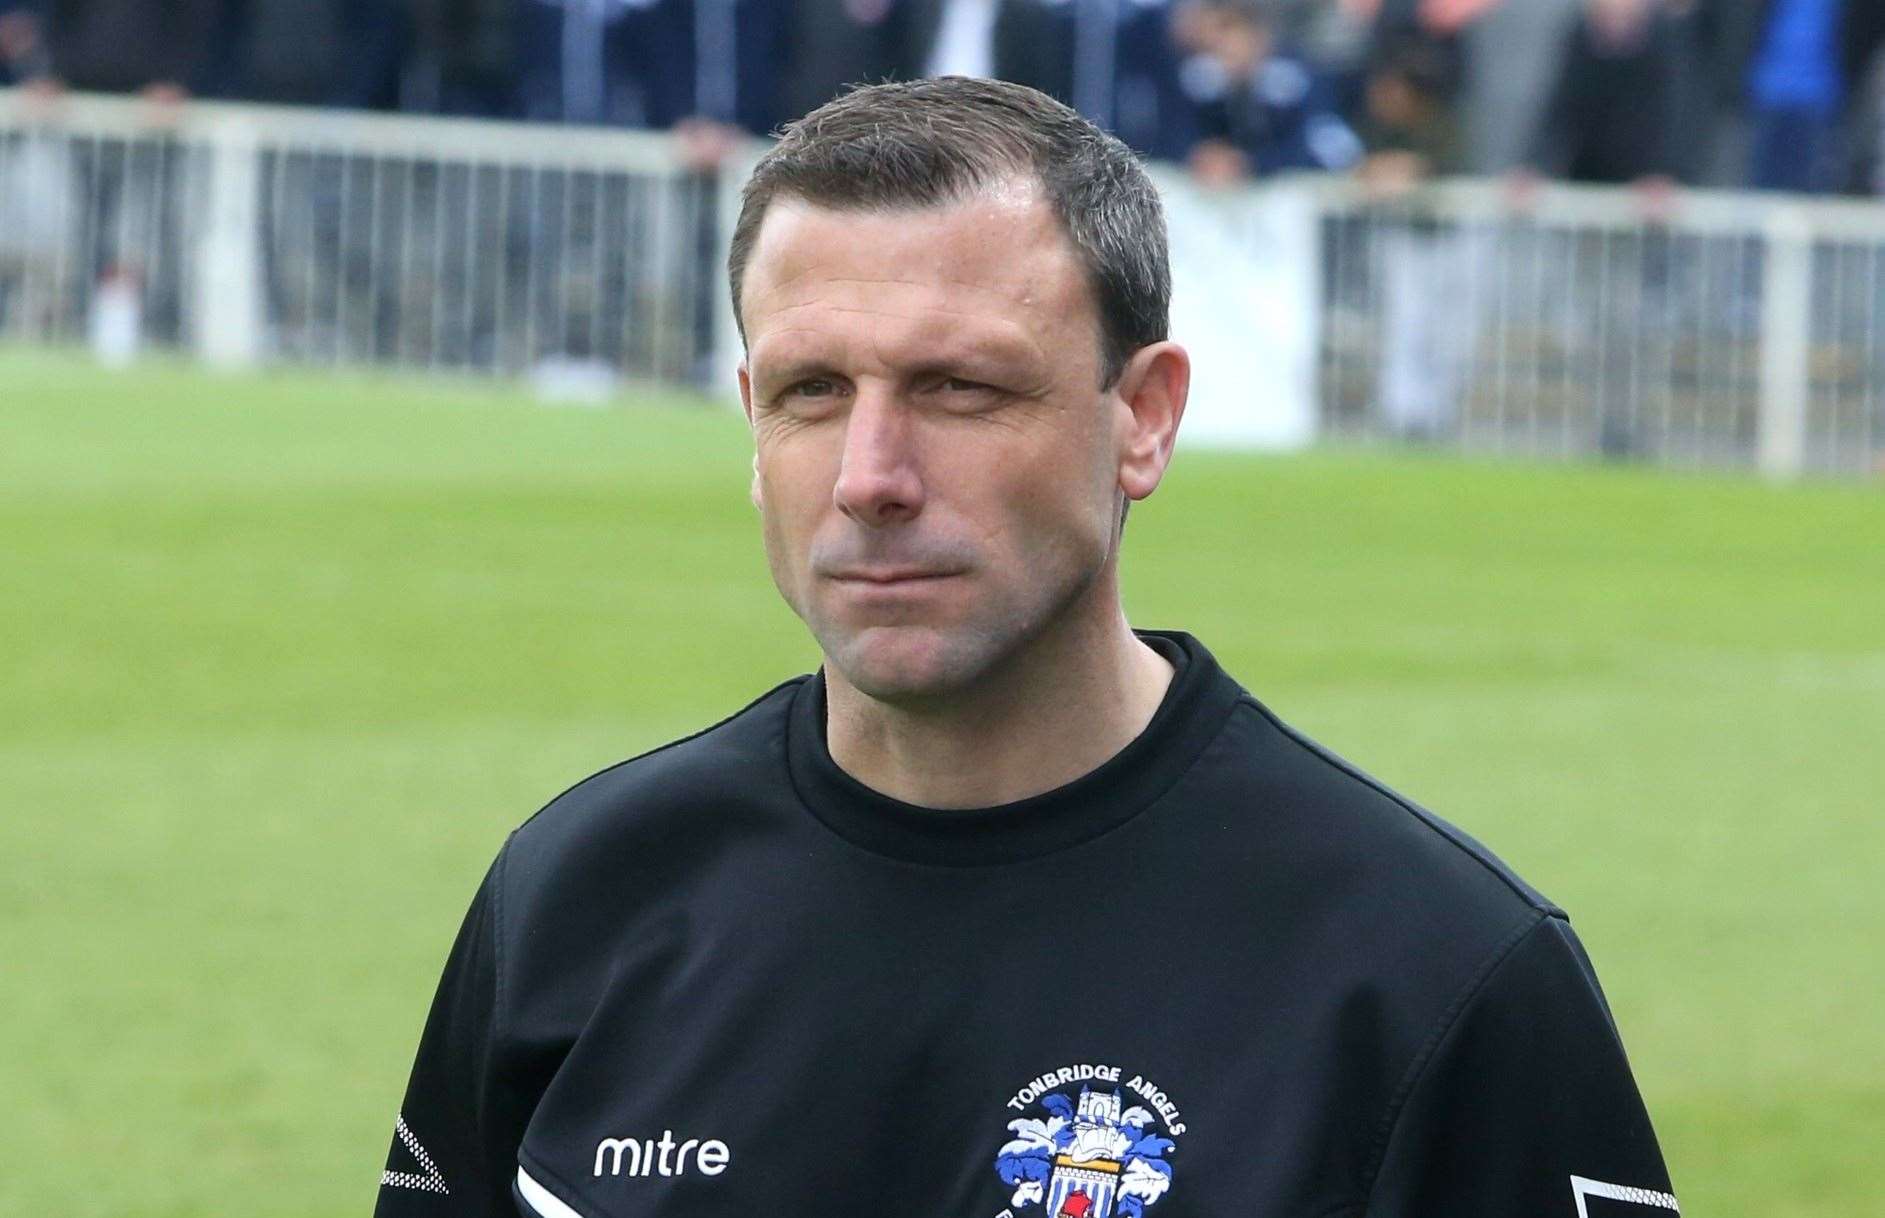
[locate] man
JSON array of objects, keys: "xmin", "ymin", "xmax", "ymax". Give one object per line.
[
  {"xmin": 1173, "ymin": 0, "xmax": 1362, "ymax": 183},
  {"xmin": 1694, "ymin": 0, "xmax": 1885, "ymax": 193},
  {"xmin": 1526, "ymin": 0, "xmax": 1690, "ymax": 187},
  {"xmin": 14, "ymin": 0, "xmax": 222, "ymax": 351},
  {"xmin": 29, "ymin": 0, "xmax": 219, "ymax": 98},
  {"xmin": 376, "ymin": 77, "xmax": 1678, "ymax": 1217},
  {"xmin": 207, "ymin": 0, "xmax": 406, "ymax": 110},
  {"xmin": 0, "ymin": 1, "xmax": 46, "ymax": 86}
]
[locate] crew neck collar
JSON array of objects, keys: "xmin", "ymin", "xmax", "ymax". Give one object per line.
[{"xmin": 785, "ymin": 630, "xmax": 1244, "ymax": 866}]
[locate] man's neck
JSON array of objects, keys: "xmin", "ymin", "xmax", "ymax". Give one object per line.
[{"xmin": 822, "ymin": 610, "xmax": 1176, "ymax": 810}]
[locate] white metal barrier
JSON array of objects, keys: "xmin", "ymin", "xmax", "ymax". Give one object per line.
[
  {"xmin": 4, "ymin": 89, "xmax": 1883, "ymax": 476},
  {"xmin": 0, "ymin": 89, "xmax": 738, "ymax": 388},
  {"xmin": 1301, "ymin": 176, "xmax": 1885, "ymax": 476}
]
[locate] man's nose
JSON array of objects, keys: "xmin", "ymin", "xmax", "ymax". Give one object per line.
[{"xmin": 832, "ymin": 390, "xmax": 924, "ymax": 527}]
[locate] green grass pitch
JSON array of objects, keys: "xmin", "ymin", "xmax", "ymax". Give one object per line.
[{"xmin": 2, "ymin": 348, "xmax": 1880, "ymax": 1217}]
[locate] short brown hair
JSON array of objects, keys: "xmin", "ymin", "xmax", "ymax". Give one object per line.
[{"xmin": 727, "ymin": 77, "xmax": 1170, "ymax": 386}]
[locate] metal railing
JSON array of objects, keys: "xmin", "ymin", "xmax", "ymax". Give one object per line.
[
  {"xmin": 0, "ymin": 90, "xmax": 742, "ymax": 388},
  {"xmin": 1306, "ymin": 177, "xmax": 1885, "ymax": 476},
  {"xmin": 4, "ymin": 88, "xmax": 1883, "ymax": 476}
]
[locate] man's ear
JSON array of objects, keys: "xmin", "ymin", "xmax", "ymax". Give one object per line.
[
  {"xmin": 1112, "ymin": 341, "xmax": 1190, "ymax": 502},
  {"xmin": 738, "ymin": 361, "xmax": 763, "ymax": 511}
]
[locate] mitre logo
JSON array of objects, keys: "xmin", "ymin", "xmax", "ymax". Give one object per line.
[
  {"xmin": 592, "ymin": 1130, "xmax": 730, "ymax": 1179},
  {"xmin": 991, "ymin": 1062, "xmax": 1186, "ymax": 1218}
]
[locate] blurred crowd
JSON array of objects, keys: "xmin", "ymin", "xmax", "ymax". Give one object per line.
[{"xmin": 3, "ymin": 0, "xmax": 1885, "ymax": 195}]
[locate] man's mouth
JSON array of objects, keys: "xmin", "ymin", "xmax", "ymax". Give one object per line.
[{"xmin": 828, "ymin": 567, "xmax": 962, "ymax": 584}]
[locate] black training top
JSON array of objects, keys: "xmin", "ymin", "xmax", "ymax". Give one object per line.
[{"xmin": 375, "ymin": 631, "xmax": 1677, "ymax": 1218}]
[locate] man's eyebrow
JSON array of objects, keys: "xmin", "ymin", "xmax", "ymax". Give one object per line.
[
  {"xmin": 747, "ymin": 325, "xmax": 839, "ymax": 363},
  {"xmin": 753, "ymin": 328, "xmax": 1045, "ymax": 378},
  {"xmin": 928, "ymin": 321, "xmax": 1054, "ymax": 371}
]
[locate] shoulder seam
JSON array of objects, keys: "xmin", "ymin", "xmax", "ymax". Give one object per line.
[
  {"xmin": 477, "ymin": 836, "xmax": 517, "ymax": 1172},
  {"xmin": 1236, "ymin": 695, "xmax": 1561, "ymax": 916},
  {"xmin": 1357, "ymin": 908, "xmax": 1563, "ymax": 1209},
  {"xmin": 512, "ymin": 675, "xmax": 810, "ymax": 836},
  {"xmin": 491, "ymin": 835, "xmax": 513, "ymax": 1042}
]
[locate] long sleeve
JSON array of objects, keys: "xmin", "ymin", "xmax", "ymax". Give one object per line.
[
  {"xmin": 375, "ymin": 855, "xmax": 530, "ymax": 1218},
  {"xmin": 1363, "ymin": 915, "xmax": 1678, "ymax": 1217}
]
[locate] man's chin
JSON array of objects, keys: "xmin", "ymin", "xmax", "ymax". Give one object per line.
[{"xmin": 821, "ymin": 624, "xmax": 994, "ymax": 706}]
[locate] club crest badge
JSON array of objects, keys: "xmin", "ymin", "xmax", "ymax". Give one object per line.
[{"xmin": 992, "ymin": 1063, "xmax": 1186, "ymax": 1218}]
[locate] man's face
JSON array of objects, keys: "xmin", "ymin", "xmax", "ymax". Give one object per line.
[{"xmin": 737, "ymin": 184, "xmax": 1138, "ymax": 703}]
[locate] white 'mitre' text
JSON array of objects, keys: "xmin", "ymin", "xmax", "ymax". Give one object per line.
[{"xmin": 593, "ymin": 1131, "xmax": 730, "ymax": 1178}]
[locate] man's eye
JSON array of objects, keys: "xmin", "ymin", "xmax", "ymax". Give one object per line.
[
  {"xmin": 790, "ymin": 378, "xmax": 837, "ymax": 398},
  {"xmin": 944, "ymin": 378, "xmax": 987, "ymax": 392}
]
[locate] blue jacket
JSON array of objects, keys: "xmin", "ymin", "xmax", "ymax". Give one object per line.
[{"xmin": 1181, "ymin": 49, "xmax": 1362, "ymax": 175}]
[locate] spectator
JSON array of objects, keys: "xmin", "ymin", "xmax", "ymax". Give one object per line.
[
  {"xmin": 631, "ymin": 0, "xmax": 784, "ymax": 137},
  {"xmin": 1852, "ymin": 3, "xmax": 1885, "ymax": 96},
  {"xmin": 510, "ymin": 0, "xmax": 663, "ymax": 126},
  {"xmin": 893, "ymin": 0, "xmax": 1010, "ymax": 82},
  {"xmin": 1698, "ymin": 0, "xmax": 1885, "ymax": 192},
  {"xmin": 1359, "ymin": 0, "xmax": 1521, "ymax": 170},
  {"xmin": 895, "ymin": 0, "xmax": 1194, "ymax": 159},
  {"xmin": 1355, "ymin": 26, "xmax": 1479, "ymax": 441},
  {"xmin": 1686, "ymin": 0, "xmax": 1753, "ymax": 182},
  {"xmin": 503, "ymin": 0, "xmax": 781, "ymax": 153},
  {"xmin": 1451, "ymin": 0, "xmax": 1581, "ymax": 172},
  {"xmin": 406, "ymin": 0, "xmax": 516, "ymax": 116},
  {"xmin": 1845, "ymin": 5, "xmax": 1885, "ymax": 191},
  {"xmin": 1355, "ymin": 20, "xmax": 1464, "ymax": 184},
  {"xmin": 0, "ymin": 2, "xmax": 63, "ymax": 339},
  {"xmin": 0, "ymin": 1, "xmax": 49, "ymax": 86},
  {"xmin": 1527, "ymin": 0, "xmax": 1689, "ymax": 187},
  {"xmin": 19, "ymin": 0, "xmax": 225, "ymax": 353},
  {"xmin": 1279, "ymin": 0, "xmax": 1379, "ymax": 96},
  {"xmin": 1748, "ymin": 0, "xmax": 1851, "ymax": 192},
  {"xmin": 1289, "ymin": 0, "xmax": 1499, "ymax": 130},
  {"xmin": 1174, "ymin": 0, "xmax": 1361, "ymax": 183},
  {"xmin": 777, "ymin": 0, "xmax": 899, "ymax": 123},
  {"xmin": 36, "ymin": 0, "xmax": 220, "ymax": 98},
  {"xmin": 210, "ymin": 0, "xmax": 407, "ymax": 109}
]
